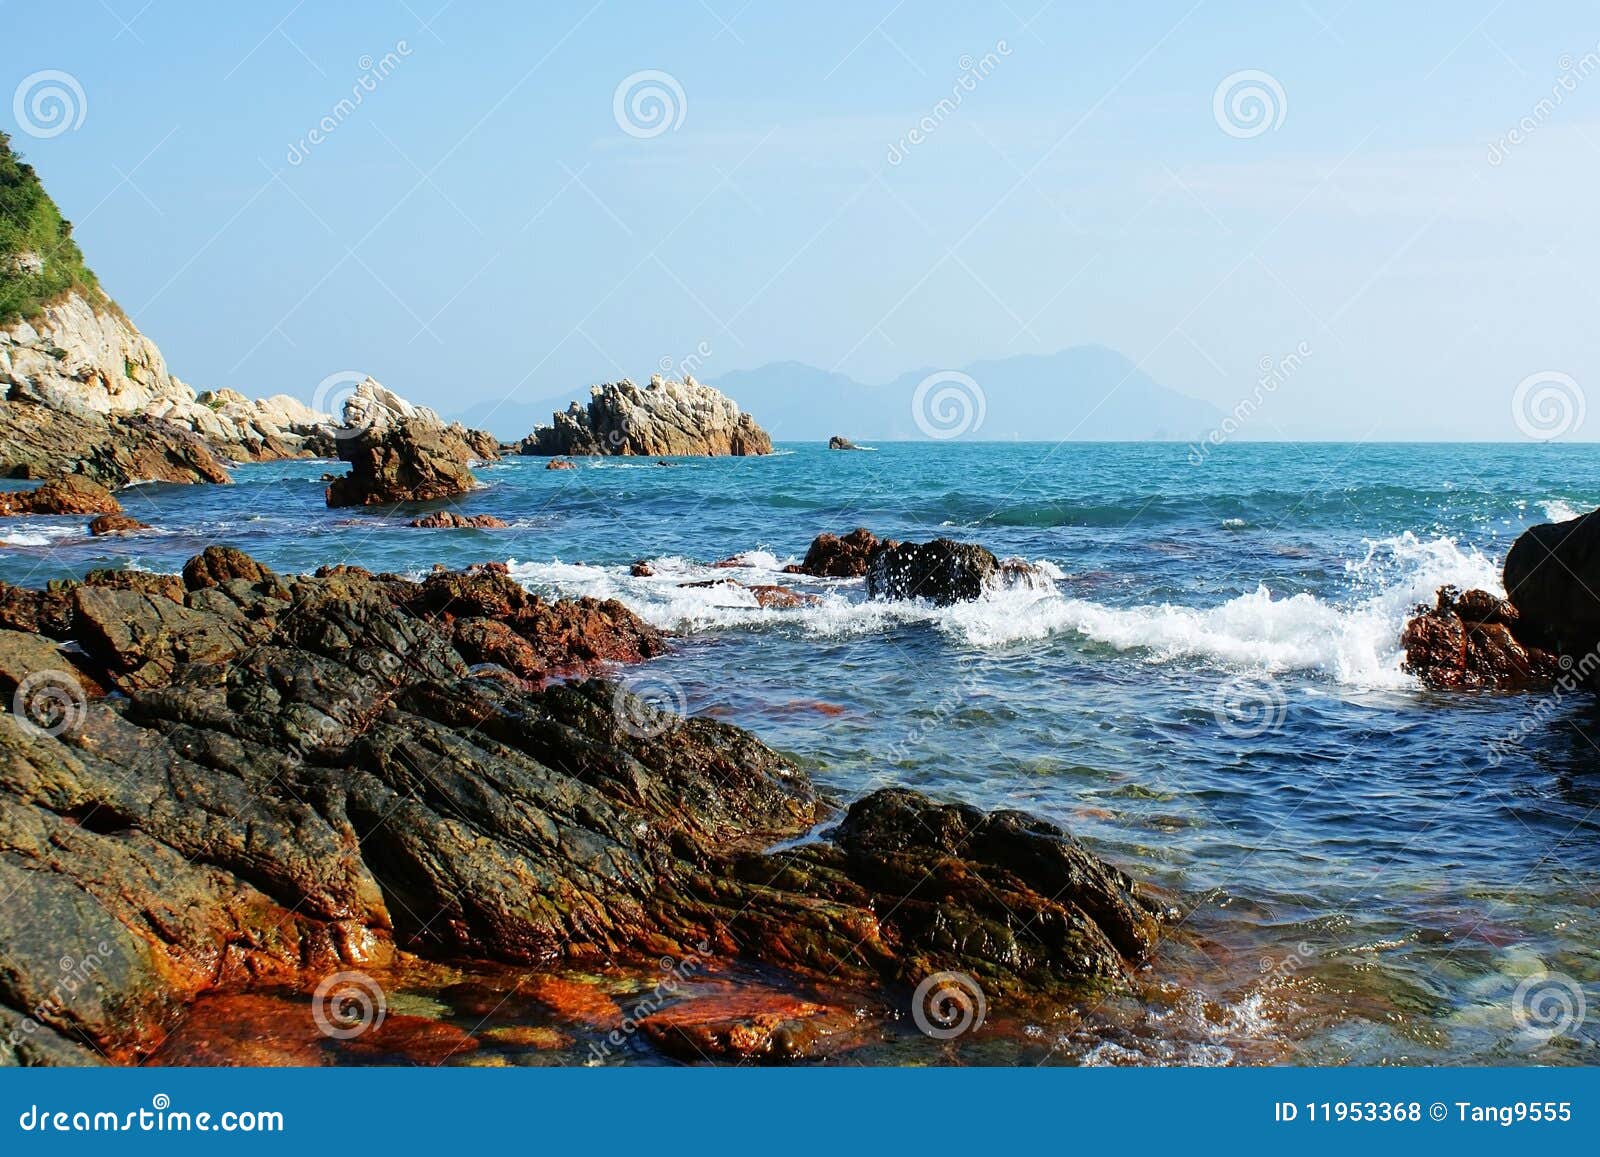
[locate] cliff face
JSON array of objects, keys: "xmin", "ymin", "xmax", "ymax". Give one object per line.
[
  {"xmin": 0, "ymin": 133, "xmax": 338, "ymax": 487},
  {"xmin": 521, "ymin": 375, "xmax": 773, "ymax": 457}
]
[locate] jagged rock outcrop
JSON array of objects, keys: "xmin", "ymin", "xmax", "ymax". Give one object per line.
[
  {"xmin": 1, "ymin": 292, "xmax": 338, "ymax": 480},
  {"xmin": 1400, "ymin": 585, "xmax": 1564, "ymax": 690},
  {"xmin": 0, "ymin": 549, "xmax": 1159, "ymax": 1064},
  {"xmin": 786, "ymin": 528, "xmax": 892, "ymax": 578},
  {"xmin": 324, "ymin": 380, "xmax": 497, "ymax": 507},
  {"xmin": 0, "ymin": 400, "xmax": 233, "ymax": 486},
  {"xmin": 828, "ymin": 435, "xmax": 861, "ymax": 450},
  {"xmin": 1503, "ymin": 509, "xmax": 1600, "ymax": 668},
  {"xmin": 520, "ymin": 375, "xmax": 772, "ymax": 457},
  {"xmin": 865, "ymin": 538, "xmax": 1050, "ymax": 605}
]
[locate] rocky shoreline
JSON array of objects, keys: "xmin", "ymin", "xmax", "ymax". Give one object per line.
[{"xmin": 0, "ymin": 545, "xmax": 1164, "ymax": 1066}]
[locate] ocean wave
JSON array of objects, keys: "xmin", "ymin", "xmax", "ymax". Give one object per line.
[
  {"xmin": 0, "ymin": 523, "xmax": 83, "ymax": 547},
  {"xmin": 507, "ymin": 531, "xmax": 1502, "ymax": 688}
]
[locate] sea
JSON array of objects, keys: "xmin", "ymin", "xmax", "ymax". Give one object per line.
[{"xmin": 3, "ymin": 440, "xmax": 1597, "ymax": 1066}]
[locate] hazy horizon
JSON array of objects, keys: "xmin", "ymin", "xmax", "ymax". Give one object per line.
[{"xmin": 9, "ymin": 1, "xmax": 1600, "ymax": 441}]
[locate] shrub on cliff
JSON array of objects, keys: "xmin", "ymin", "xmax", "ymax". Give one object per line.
[{"xmin": 0, "ymin": 131, "xmax": 103, "ymax": 324}]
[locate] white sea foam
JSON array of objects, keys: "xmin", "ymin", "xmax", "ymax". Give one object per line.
[
  {"xmin": 0, "ymin": 523, "xmax": 81, "ymax": 547},
  {"xmin": 1540, "ymin": 498, "xmax": 1582, "ymax": 523},
  {"xmin": 507, "ymin": 531, "xmax": 1503, "ymax": 688}
]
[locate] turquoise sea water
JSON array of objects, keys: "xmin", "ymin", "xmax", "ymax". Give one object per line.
[{"xmin": 3, "ymin": 441, "xmax": 1599, "ymax": 1065}]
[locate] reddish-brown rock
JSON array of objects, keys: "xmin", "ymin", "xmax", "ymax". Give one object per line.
[
  {"xmin": 408, "ymin": 511, "xmax": 509, "ymax": 529},
  {"xmin": 87, "ymin": 513, "xmax": 150, "ymax": 535},
  {"xmin": 0, "ymin": 475, "xmax": 122, "ymax": 516},
  {"xmin": 1401, "ymin": 585, "xmax": 1563, "ymax": 690},
  {"xmin": 546, "ymin": 458, "xmax": 578, "ymax": 470},
  {"xmin": 786, "ymin": 528, "xmax": 890, "ymax": 578}
]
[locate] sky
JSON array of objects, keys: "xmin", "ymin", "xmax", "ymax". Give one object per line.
[{"xmin": 6, "ymin": 0, "xmax": 1600, "ymax": 440}]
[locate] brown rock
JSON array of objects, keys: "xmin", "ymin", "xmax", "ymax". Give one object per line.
[
  {"xmin": 546, "ymin": 458, "xmax": 577, "ymax": 470},
  {"xmin": 520, "ymin": 376, "xmax": 772, "ymax": 457},
  {"xmin": 0, "ymin": 475, "xmax": 121, "ymax": 516},
  {"xmin": 630, "ymin": 561, "xmax": 654, "ymax": 577},
  {"xmin": 182, "ymin": 545, "xmax": 279, "ymax": 591},
  {"xmin": 326, "ymin": 414, "xmax": 481, "ymax": 507},
  {"xmin": 1400, "ymin": 585, "xmax": 1563, "ymax": 690},
  {"xmin": 87, "ymin": 513, "xmax": 149, "ymax": 535},
  {"xmin": 788, "ymin": 528, "xmax": 887, "ymax": 578},
  {"xmin": 408, "ymin": 512, "xmax": 509, "ymax": 529}
]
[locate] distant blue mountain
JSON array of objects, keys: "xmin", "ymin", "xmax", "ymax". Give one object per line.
[
  {"xmin": 711, "ymin": 347, "xmax": 1223, "ymax": 442},
  {"xmin": 450, "ymin": 346, "xmax": 1223, "ymax": 443}
]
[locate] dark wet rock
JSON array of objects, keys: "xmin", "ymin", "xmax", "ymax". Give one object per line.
[
  {"xmin": 408, "ymin": 512, "xmax": 508, "ymax": 529},
  {"xmin": 630, "ymin": 561, "xmax": 654, "ymax": 577},
  {"xmin": 1503, "ymin": 509, "xmax": 1600, "ymax": 671},
  {"xmin": 87, "ymin": 513, "xmax": 149, "ymax": 535},
  {"xmin": 1401, "ymin": 585, "xmax": 1564, "ymax": 690},
  {"xmin": 0, "ymin": 549, "xmax": 1159, "ymax": 1064},
  {"xmin": 546, "ymin": 458, "xmax": 577, "ymax": 470},
  {"xmin": 864, "ymin": 538, "xmax": 1048, "ymax": 605},
  {"xmin": 827, "ymin": 436, "xmax": 860, "ymax": 451},
  {"xmin": 521, "ymin": 376, "xmax": 772, "ymax": 457},
  {"xmin": 786, "ymin": 528, "xmax": 889, "ymax": 578},
  {"xmin": 0, "ymin": 475, "xmax": 121, "ymax": 516}
]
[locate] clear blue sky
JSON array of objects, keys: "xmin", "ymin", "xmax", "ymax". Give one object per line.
[{"xmin": 7, "ymin": 1, "xmax": 1600, "ymax": 439}]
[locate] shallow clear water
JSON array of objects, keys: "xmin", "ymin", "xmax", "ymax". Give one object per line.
[{"xmin": 5, "ymin": 441, "xmax": 1599, "ymax": 1065}]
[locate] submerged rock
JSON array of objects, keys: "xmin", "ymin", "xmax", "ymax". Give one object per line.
[
  {"xmin": 520, "ymin": 375, "xmax": 772, "ymax": 457},
  {"xmin": 865, "ymin": 538, "xmax": 1047, "ymax": 605},
  {"xmin": 87, "ymin": 513, "xmax": 149, "ymax": 536},
  {"xmin": 408, "ymin": 511, "xmax": 508, "ymax": 529},
  {"xmin": 0, "ymin": 547, "xmax": 1159, "ymax": 1064}
]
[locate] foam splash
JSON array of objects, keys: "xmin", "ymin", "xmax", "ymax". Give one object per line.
[
  {"xmin": 508, "ymin": 532, "xmax": 1503, "ymax": 688},
  {"xmin": 0, "ymin": 522, "xmax": 82, "ymax": 547}
]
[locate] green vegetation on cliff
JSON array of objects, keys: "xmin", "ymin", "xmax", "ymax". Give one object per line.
[{"xmin": 0, "ymin": 130, "xmax": 102, "ymax": 324}]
